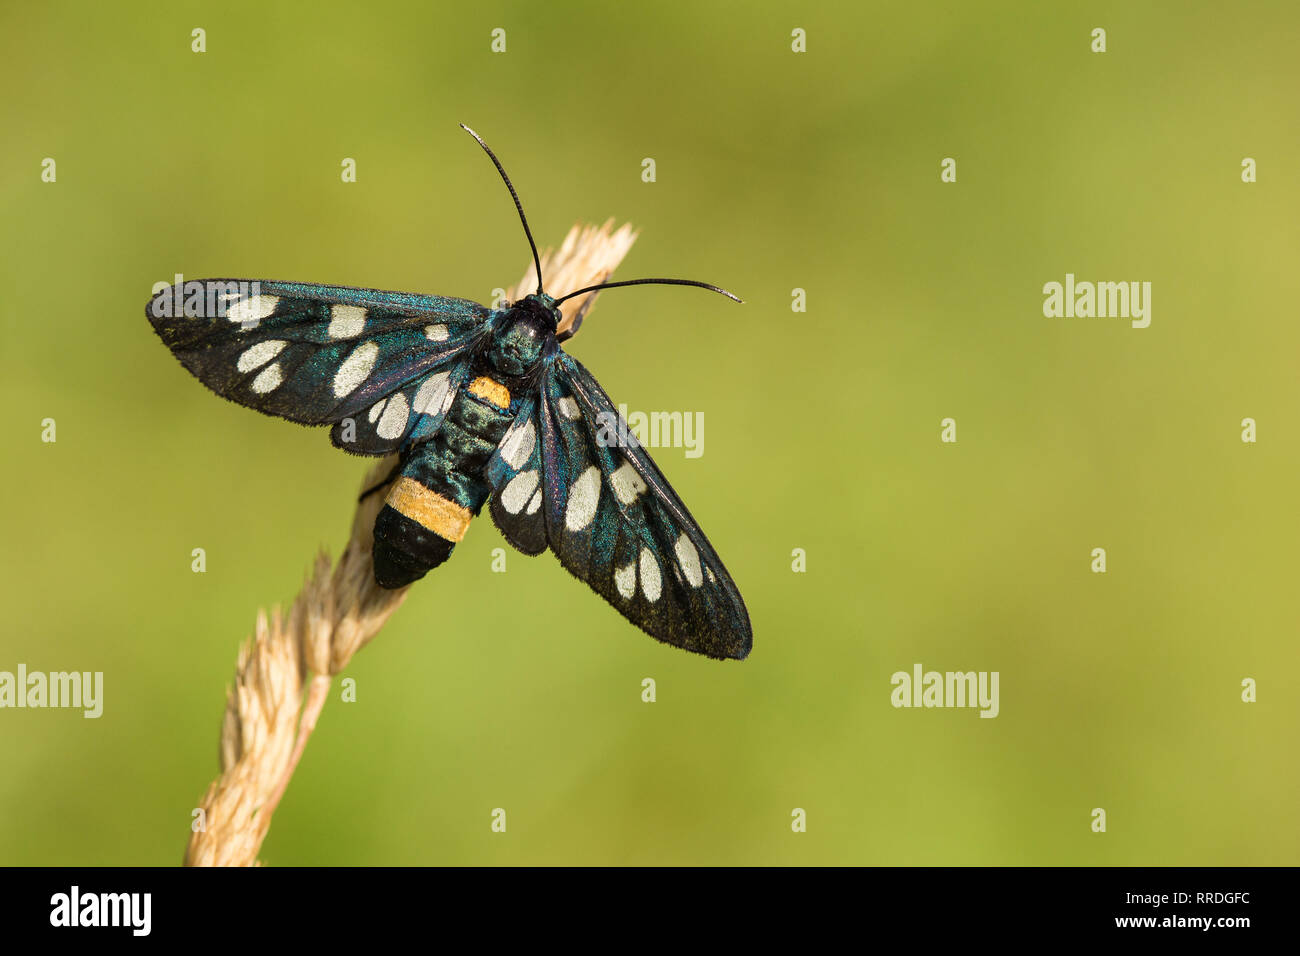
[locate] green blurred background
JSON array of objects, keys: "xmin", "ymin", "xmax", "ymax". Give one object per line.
[{"xmin": 3, "ymin": 0, "xmax": 1298, "ymax": 865}]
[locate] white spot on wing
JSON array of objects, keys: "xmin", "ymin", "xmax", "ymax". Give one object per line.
[
  {"xmin": 425, "ymin": 324, "xmax": 449, "ymax": 342},
  {"xmin": 675, "ymin": 533, "xmax": 703, "ymax": 587},
  {"xmin": 333, "ymin": 341, "xmax": 379, "ymax": 397},
  {"xmin": 226, "ymin": 295, "xmax": 279, "ymax": 326},
  {"xmin": 236, "ymin": 339, "xmax": 287, "ymax": 373},
  {"xmin": 609, "ymin": 461, "xmax": 647, "ymax": 505},
  {"xmin": 500, "ymin": 419, "xmax": 536, "ymax": 469},
  {"xmin": 368, "ymin": 398, "xmax": 387, "ymax": 423},
  {"xmin": 564, "ymin": 466, "xmax": 601, "ymax": 531},
  {"xmin": 614, "ymin": 562, "xmax": 636, "ymax": 600},
  {"xmin": 526, "ymin": 489, "xmax": 541, "ymax": 515},
  {"xmin": 412, "ymin": 371, "xmax": 452, "ymax": 416},
  {"xmin": 250, "ymin": 362, "xmax": 283, "ymax": 394},
  {"xmin": 376, "ymin": 391, "xmax": 410, "ymax": 439},
  {"xmin": 558, "ymin": 396, "xmax": 581, "ymax": 420},
  {"xmin": 502, "ymin": 469, "xmax": 539, "ymax": 515},
  {"xmin": 328, "ymin": 304, "xmax": 366, "ymax": 339},
  {"xmin": 639, "ymin": 548, "xmax": 662, "ymax": 602}
]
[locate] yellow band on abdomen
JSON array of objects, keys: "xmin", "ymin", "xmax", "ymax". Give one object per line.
[
  {"xmin": 385, "ymin": 477, "xmax": 474, "ymax": 542},
  {"xmin": 468, "ymin": 375, "xmax": 511, "ymax": 409}
]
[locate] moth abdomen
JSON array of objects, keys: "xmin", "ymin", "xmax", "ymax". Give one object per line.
[
  {"xmin": 372, "ymin": 378, "xmax": 515, "ymax": 589},
  {"xmin": 372, "ymin": 499, "xmax": 456, "ymax": 588}
]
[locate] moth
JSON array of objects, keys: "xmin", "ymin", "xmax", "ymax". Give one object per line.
[{"xmin": 146, "ymin": 126, "xmax": 751, "ymax": 661}]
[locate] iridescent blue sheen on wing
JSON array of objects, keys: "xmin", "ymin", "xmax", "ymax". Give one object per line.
[
  {"xmin": 145, "ymin": 278, "xmax": 493, "ymax": 456},
  {"xmin": 485, "ymin": 395, "xmax": 546, "ymax": 554},
  {"xmin": 484, "ymin": 351, "xmax": 751, "ymax": 660}
]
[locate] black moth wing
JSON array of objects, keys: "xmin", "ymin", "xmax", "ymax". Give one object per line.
[
  {"xmin": 487, "ymin": 351, "xmax": 751, "ymax": 660},
  {"xmin": 145, "ymin": 279, "xmax": 491, "ymax": 455},
  {"xmin": 486, "ymin": 395, "xmax": 548, "ymax": 555}
]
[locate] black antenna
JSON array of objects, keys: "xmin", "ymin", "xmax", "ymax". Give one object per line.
[
  {"xmin": 460, "ymin": 124, "xmax": 544, "ymax": 294},
  {"xmin": 553, "ymin": 277, "xmax": 743, "ymax": 307}
]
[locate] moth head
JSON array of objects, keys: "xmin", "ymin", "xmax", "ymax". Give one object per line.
[{"xmin": 489, "ymin": 294, "xmax": 558, "ymax": 376}]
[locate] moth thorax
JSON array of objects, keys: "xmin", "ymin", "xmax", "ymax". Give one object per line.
[{"xmin": 489, "ymin": 300, "xmax": 554, "ymax": 378}]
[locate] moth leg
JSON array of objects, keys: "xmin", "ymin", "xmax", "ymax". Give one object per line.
[{"xmin": 358, "ymin": 456, "xmax": 405, "ymax": 502}]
